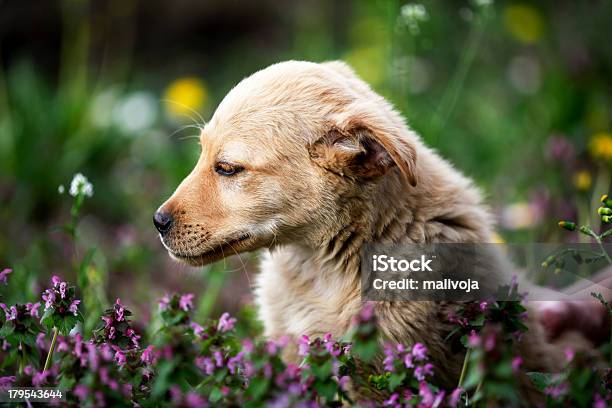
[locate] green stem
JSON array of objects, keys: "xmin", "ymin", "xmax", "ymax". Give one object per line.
[
  {"xmin": 458, "ymin": 348, "xmax": 471, "ymax": 389},
  {"xmin": 43, "ymin": 327, "xmax": 59, "ymax": 372},
  {"xmin": 595, "ymin": 235, "xmax": 612, "ymax": 265},
  {"xmin": 19, "ymin": 345, "xmax": 26, "ymax": 375}
]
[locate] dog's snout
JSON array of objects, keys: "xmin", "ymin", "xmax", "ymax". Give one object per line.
[{"xmin": 153, "ymin": 210, "xmax": 173, "ymax": 235}]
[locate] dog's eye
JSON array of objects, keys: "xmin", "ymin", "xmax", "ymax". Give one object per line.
[{"xmin": 214, "ymin": 162, "xmax": 244, "ymax": 176}]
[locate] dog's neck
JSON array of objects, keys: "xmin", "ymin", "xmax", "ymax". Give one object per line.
[{"xmin": 285, "ymin": 147, "xmax": 494, "ymax": 280}]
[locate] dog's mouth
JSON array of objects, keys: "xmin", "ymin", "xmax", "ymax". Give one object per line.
[{"xmin": 168, "ymin": 233, "xmax": 255, "ymax": 266}]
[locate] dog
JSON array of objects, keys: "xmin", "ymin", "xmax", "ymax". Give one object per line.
[{"xmin": 154, "ymin": 60, "xmax": 599, "ymax": 402}]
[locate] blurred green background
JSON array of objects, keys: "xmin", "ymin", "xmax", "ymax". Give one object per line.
[{"xmin": 1, "ymin": 0, "xmax": 612, "ymax": 322}]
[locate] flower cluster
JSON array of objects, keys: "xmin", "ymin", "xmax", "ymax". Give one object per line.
[
  {"xmin": 0, "ymin": 269, "xmax": 610, "ymax": 406},
  {"xmin": 40, "ymin": 276, "xmax": 82, "ymax": 335}
]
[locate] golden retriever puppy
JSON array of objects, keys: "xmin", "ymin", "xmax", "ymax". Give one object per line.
[{"xmin": 154, "ymin": 60, "xmax": 596, "ymax": 402}]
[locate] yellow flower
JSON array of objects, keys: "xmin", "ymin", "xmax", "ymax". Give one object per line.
[
  {"xmin": 572, "ymin": 170, "xmax": 592, "ymax": 191},
  {"xmin": 589, "ymin": 132, "xmax": 612, "ymax": 161},
  {"xmin": 503, "ymin": 4, "xmax": 543, "ymax": 44},
  {"xmin": 163, "ymin": 77, "xmax": 208, "ymax": 118}
]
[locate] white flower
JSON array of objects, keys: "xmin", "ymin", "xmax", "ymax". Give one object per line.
[
  {"xmin": 400, "ymin": 3, "xmax": 429, "ymax": 34},
  {"xmin": 69, "ymin": 173, "xmax": 94, "ymax": 198},
  {"xmin": 58, "ymin": 185, "xmax": 65, "ymax": 194}
]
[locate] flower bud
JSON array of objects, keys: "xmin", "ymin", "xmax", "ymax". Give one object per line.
[
  {"xmin": 558, "ymin": 221, "xmax": 576, "ymax": 231},
  {"xmin": 598, "ymin": 207, "xmax": 612, "ymax": 215},
  {"xmin": 601, "ymin": 194, "xmax": 612, "ymax": 207},
  {"xmin": 603, "ymin": 215, "xmax": 612, "ymax": 223}
]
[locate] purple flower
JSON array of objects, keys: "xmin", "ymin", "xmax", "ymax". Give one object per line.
[
  {"xmin": 411, "ymin": 342, "xmax": 427, "ymax": 361},
  {"xmin": 32, "ymin": 370, "xmax": 49, "ymax": 387},
  {"xmin": 414, "ymin": 363, "xmax": 434, "ymax": 381},
  {"xmin": 74, "ymin": 384, "xmax": 88, "ymax": 401},
  {"xmin": 68, "ymin": 299, "xmax": 80, "ymax": 315},
  {"xmin": 0, "ymin": 268, "xmax": 12, "ymax": 285},
  {"xmin": 404, "ymin": 353, "xmax": 414, "ymax": 368},
  {"xmin": 185, "ymin": 392, "xmax": 206, "ymax": 408},
  {"xmin": 0, "ymin": 376, "xmax": 16, "ymax": 389},
  {"xmin": 59, "ymin": 282, "xmax": 67, "ymax": 299},
  {"xmin": 298, "ymin": 335, "xmax": 310, "ymax": 356},
  {"xmin": 419, "ymin": 382, "xmax": 434, "ymax": 406},
  {"xmin": 159, "ymin": 294, "xmax": 171, "ymax": 311},
  {"xmin": 448, "ymin": 388, "xmax": 464, "ymax": 407},
  {"xmin": 383, "ymin": 392, "xmax": 399, "ymax": 406},
  {"xmin": 544, "ymin": 382, "xmax": 568, "ymax": 399},
  {"xmin": 141, "ymin": 345, "xmax": 157, "ymax": 365},
  {"xmin": 242, "ymin": 339, "xmax": 255, "ymax": 353},
  {"xmin": 217, "ymin": 312, "xmax": 236, "ymax": 332},
  {"xmin": 190, "ymin": 322, "xmax": 205, "ymax": 337},
  {"xmin": 113, "ymin": 347, "xmax": 126, "ymax": 367},
  {"xmin": 564, "ymin": 347, "xmax": 574, "ymax": 362},
  {"xmin": 51, "ymin": 276, "xmax": 61, "ymax": 286},
  {"xmin": 26, "ymin": 302, "xmax": 40, "ymax": 318},
  {"xmin": 115, "ymin": 298, "xmax": 125, "ymax": 321},
  {"xmin": 36, "ymin": 333, "xmax": 46, "ymax": 349},
  {"xmin": 179, "ymin": 293, "xmax": 195, "ymax": 311},
  {"xmin": 101, "ymin": 315, "xmax": 113, "ymax": 328},
  {"xmin": 512, "ymin": 356, "xmax": 522, "ymax": 372},
  {"xmin": 227, "ymin": 352, "xmax": 244, "ymax": 374},
  {"xmin": 196, "ymin": 357, "xmax": 215, "ymax": 375},
  {"xmin": 479, "ymin": 301, "xmax": 488, "ymax": 312},
  {"xmin": 546, "ymin": 135, "xmax": 575, "ymax": 162},
  {"xmin": 4, "ymin": 305, "xmax": 17, "ymax": 321},
  {"xmin": 213, "ymin": 351, "xmax": 223, "ymax": 367},
  {"xmin": 42, "ymin": 289, "xmax": 56, "ymax": 310},
  {"xmin": 467, "ymin": 330, "xmax": 481, "ymax": 347}
]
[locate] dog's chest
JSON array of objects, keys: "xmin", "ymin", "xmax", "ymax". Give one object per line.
[{"xmin": 254, "ymin": 248, "xmax": 361, "ymax": 340}]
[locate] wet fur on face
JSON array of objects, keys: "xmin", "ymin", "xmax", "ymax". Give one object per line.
[{"xmin": 157, "ymin": 60, "xmax": 598, "ymax": 403}]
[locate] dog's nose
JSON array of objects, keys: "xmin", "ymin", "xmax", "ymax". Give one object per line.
[{"xmin": 153, "ymin": 210, "xmax": 173, "ymax": 235}]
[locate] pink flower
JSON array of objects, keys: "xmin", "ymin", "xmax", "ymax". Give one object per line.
[
  {"xmin": 74, "ymin": 384, "xmax": 88, "ymax": 401},
  {"xmin": 159, "ymin": 294, "xmax": 171, "ymax": 311},
  {"xmin": 0, "ymin": 376, "xmax": 16, "ymax": 388},
  {"xmin": 101, "ymin": 315, "xmax": 113, "ymax": 328},
  {"xmin": 467, "ymin": 330, "xmax": 481, "ymax": 347},
  {"xmin": 32, "ymin": 370, "xmax": 49, "ymax": 387},
  {"xmin": 413, "ymin": 363, "xmax": 434, "ymax": 381},
  {"xmin": 448, "ymin": 388, "xmax": 464, "ymax": 407},
  {"xmin": 113, "ymin": 348, "xmax": 127, "ymax": 367},
  {"xmin": 0, "ymin": 268, "xmax": 12, "ymax": 285},
  {"xmin": 217, "ymin": 312, "xmax": 236, "ymax": 332},
  {"xmin": 196, "ymin": 357, "xmax": 215, "ymax": 375},
  {"xmin": 564, "ymin": 347, "xmax": 574, "ymax": 363},
  {"xmin": 411, "ymin": 343, "xmax": 427, "ymax": 361},
  {"xmin": 5, "ymin": 306, "xmax": 17, "ymax": 321},
  {"xmin": 42, "ymin": 290, "xmax": 56, "ymax": 310},
  {"xmin": 36, "ymin": 333, "xmax": 46, "ymax": 349},
  {"xmin": 512, "ymin": 356, "xmax": 522, "ymax": 372},
  {"xmin": 188, "ymin": 322, "xmax": 205, "ymax": 338},
  {"xmin": 115, "ymin": 298, "xmax": 125, "ymax": 321},
  {"xmin": 59, "ymin": 282, "xmax": 67, "ymax": 299},
  {"xmin": 479, "ymin": 301, "xmax": 488, "ymax": 312},
  {"xmin": 26, "ymin": 302, "xmax": 40, "ymax": 318},
  {"xmin": 179, "ymin": 293, "xmax": 195, "ymax": 311},
  {"xmin": 68, "ymin": 299, "xmax": 80, "ymax": 315},
  {"xmin": 51, "ymin": 276, "xmax": 61, "ymax": 286},
  {"xmin": 141, "ymin": 345, "xmax": 157, "ymax": 365},
  {"xmin": 544, "ymin": 382, "xmax": 568, "ymax": 399},
  {"xmin": 418, "ymin": 382, "xmax": 434, "ymax": 406},
  {"xmin": 383, "ymin": 392, "xmax": 399, "ymax": 406},
  {"xmin": 185, "ymin": 392, "xmax": 206, "ymax": 408},
  {"xmin": 227, "ymin": 352, "xmax": 244, "ymax": 374},
  {"xmin": 298, "ymin": 335, "xmax": 310, "ymax": 356},
  {"xmin": 404, "ymin": 353, "xmax": 414, "ymax": 368}
]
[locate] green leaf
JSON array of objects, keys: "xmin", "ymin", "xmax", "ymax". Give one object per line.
[{"xmin": 526, "ymin": 371, "xmax": 553, "ymax": 391}]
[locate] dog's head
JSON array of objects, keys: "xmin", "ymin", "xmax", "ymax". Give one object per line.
[{"xmin": 155, "ymin": 60, "xmax": 419, "ymax": 266}]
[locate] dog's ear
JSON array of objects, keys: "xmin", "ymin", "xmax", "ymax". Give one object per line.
[{"xmin": 308, "ymin": 118, "xmax": 418, "ymax": 186}]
